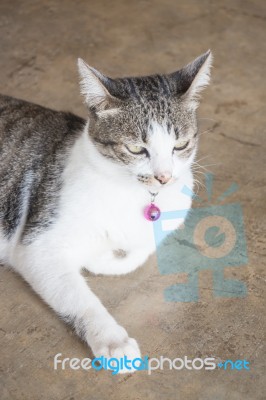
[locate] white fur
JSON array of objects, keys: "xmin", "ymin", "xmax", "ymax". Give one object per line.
[{"xmin": 2, "ymin": 122, "xmax": 194, "ymax": 372}]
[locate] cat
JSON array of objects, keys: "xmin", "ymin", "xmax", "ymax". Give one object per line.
[{"xmin": 0, "ymin": 50, "xmax": 212, "ymax": 373}]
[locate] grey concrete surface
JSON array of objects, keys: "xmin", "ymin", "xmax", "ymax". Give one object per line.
[{"xmin": 0, "ymin": 1, "xmax": 265, "ymax": 399}]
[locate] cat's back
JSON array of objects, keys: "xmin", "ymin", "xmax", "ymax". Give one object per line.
[
  {"xmin": 0, "ymin": 94, "xmax": 86, "ymax": 169},
  {"xmin": 0, "ymin": 94, "xmax": 86, "ymax": 245},
  {"xmin": 0, "ymin": 94, "xmax": 85, "ymax": 146}
]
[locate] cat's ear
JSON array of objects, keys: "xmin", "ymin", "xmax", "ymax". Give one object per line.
[
  {"xmin": 77, "ymin": 58, "xmax": 120, "ymax": 111},
  {"xmin": 168, "ymin": 50, "xmax": 213, "ymax": 107}
]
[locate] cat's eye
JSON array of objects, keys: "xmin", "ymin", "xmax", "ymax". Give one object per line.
[
  {"xmin": 126, "ymin": 144, "xmax": 147, "ymax": 155},
  {"xmin": 174, "ymin": 140, "xmax": 189, "ymax": 151}
]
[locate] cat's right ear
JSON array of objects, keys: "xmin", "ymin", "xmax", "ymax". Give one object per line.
[{"xmin": 77, "ymin": 58, "xmax": 120, "ymax": 112}]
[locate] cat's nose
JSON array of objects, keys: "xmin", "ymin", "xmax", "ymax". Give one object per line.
[{"xmin": 154, "ymin": 172, "xmax": 172, "ymax": 184}]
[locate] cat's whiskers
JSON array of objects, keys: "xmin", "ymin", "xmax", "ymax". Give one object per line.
[
  {"xmin": 198, "ymin": 118, "xmax": 219, "ymax": 137},
  {"xmin": 198, "ymin": 117, "xmax": 218, "ymax": 123}
]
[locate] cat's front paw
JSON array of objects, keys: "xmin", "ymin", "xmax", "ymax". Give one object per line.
[{"xmin": 92, "ymin": 324, "xmax": 141, "ymax": 374}]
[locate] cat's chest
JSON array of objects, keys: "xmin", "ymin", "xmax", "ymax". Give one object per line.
[
  {"xmin": 57, "ymin": 170, "xmax": 193, "ymax": 260},
  {"xmin": 59, "ymin": 175, "xmax": 154, "ymax": 246}
]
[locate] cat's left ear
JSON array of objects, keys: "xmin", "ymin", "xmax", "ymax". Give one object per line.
[
  {"xmin": 168, "ymin": 50, "xmax": 213, "ymax": 107},
  {"xmin": 77, "ymin": 58, "xmax": 121, "ymax": 112}
]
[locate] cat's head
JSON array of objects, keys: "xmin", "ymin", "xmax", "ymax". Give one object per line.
[{"xmin": 78, "ymin": 51, "xmax": 212, "ymax": 191}]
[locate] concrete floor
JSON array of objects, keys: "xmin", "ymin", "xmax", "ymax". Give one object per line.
[{"xmin": 0, "ymin": 1, "xmax": 265, "ymax": 399}]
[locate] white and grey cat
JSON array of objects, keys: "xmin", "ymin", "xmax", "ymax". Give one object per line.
[{"xmin": 0, "ymin": 50, "xmax": 212, "ymax": 372}]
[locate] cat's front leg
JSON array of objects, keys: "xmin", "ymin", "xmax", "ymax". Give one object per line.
[{"xmin": 11, "ymin": 247, "xmax": 141, "ymax": 373}]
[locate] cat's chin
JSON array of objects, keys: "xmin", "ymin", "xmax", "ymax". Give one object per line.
[
  {"xmin": 137, "ymin": 182, "xmax": 161, "ymax": 192},
  {"xmin": 148, "ymin": 179, "xmax": 178, "ymax": 192},
  {"xmin": 145, "ymin": 184, "xmax": 170, "ymax": 193}
]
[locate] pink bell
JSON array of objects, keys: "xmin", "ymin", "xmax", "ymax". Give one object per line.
[{"xmin": 144, "ymin": 203, "xmax": 161, "ymax": 221}]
